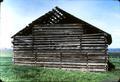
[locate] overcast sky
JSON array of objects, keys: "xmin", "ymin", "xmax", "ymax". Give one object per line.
[{"xmin": 0, "ymin": 0, "xmax": 120, "ymax": 48}]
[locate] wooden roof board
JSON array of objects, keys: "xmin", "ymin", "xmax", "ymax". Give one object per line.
[{"xmin": 11, "ymin": 6, "xmax": 112, "ymax": 45}]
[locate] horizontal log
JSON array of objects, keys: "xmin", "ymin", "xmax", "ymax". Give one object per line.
[
  {"xmin": 61, "ymin": 65, "xmax": 86, "ymax": 68},
  {"xmin": 33, "ymin": 39, "xmax": 80, "ymax": 42},
  {"xmin": 14, "ymin": 45, "xmax": 81, "ymax": 49},
  {"xmin": 34, "ymin": 52, "xmax": 105, "ymax": 55},
  {"xmin": 82, "ymin": 36, "xmax": 104, "ymax": 39},
  {"xmin": 61, "ymin": 60, "xmax": 87, "ymax": 63},
  {"xmin": 13, "ymin": 40, "xmax": 32, "ymax": 43},
  {"xmin": 81, "ymin": 41, "xmax": 105, "ymax": 43},
  {"xmin": 33, "ymin": 42, "xmax": 106, "ymax": 45},
  {"xmin": 35, "ymin": 52, "xmax": 86, "ymax": 55},
  {"xmin": 14, "ymin": 61, "xmax": 35, "ymax": 64},
  {"xmin": 33, "ymin": 42, "xmax": 80, "ymax": 45},
  {"xmin": 37, "ymin": 55, "xmax": 60, "ymax": 58},
  {"xmin": 82, "ymin": 46, "xmax": 106, "ymax": 49},
  {"xmin": 14, "ymin": 62, "xmax": 107, "ymax": 66},
  {"xmin": 14, "ymin": 49, "xmax": 106, "ymax": 53},
  {"xmin": 33, "ymin": 24, "xmax": 82, "ymax": 27},
  {"xmin": 87, "ymin": 52, "xmax": 106, "ymax": 55},
  {"xmin": 34, "ymin": 33, "xmax": 83, "ymax": 35},
  {"xmin": 81, "ymin": 44, "xmax": 106, "ymax": 46},
  {"xmin": 36, "ymin": 62, "xmax": 107, "ymax": 65},
  {"xmin": 87, "ymin": 60, "xmax": 106, "ymax": 63},
  {"xmin": 33, "ymin": 31, "xmax": 83, "ymax": 34},
  {"xmin": 13, "ymin": 34, "xmax": 104, "ymax": 38},
  {"xmin": 61, "ymin": 55, "xmax": 87, "ymax": 58},
  {"xmin": 61, "ymin": 68, "xmax": 106, "ymax": 72},
  {"xmin": 31, "ymin": 36, "xmax": 105, "ymax": 40},
  {"xmin": 36, "ymin": 64, "xmax": 61, "ymax": 68},
  {"xmin": 33, "ymin": 36, "xmax": 105, "ymax": 40},
  {"xmin": 14, "ymin": 46, "xmax": 33, "ymax": 48},
  {"xmin": 14, "ymin": 59, "xmax": 35, "ymax": 62},
  {"xmin": 34, "ymin": 26, "xmax": 82, "ymax": 29},
  {"xmin": 33, "ymin": 48, "xmax": 81, "ymax": 50},
  {"xmin": 34, "ymin": 50, "xmax": 80, "ymax": 53},
  {"xmin": 34, "ymin": 29, "xmax": 83, "ymax": 31},
  {"xmin": 14, "ymin": 47, "xmax": 32, "ymax": 49},
  {"xmin": 34, "ymin": 45, "xmax": 80, "ymax": 48},
  {"xmin": 34, "ymin": 35, "xmax": 82, "ymax": 38},
  {"xmin": 13, "ymin": 43, "xmax": 32, "ymax": 45},
  {"xmin": 34, "ymin": 37, "xmax": 80, "ymax": 40},
  {"xmin": 13, "ymin": 57, "xmax": 34, "ymax": 59},
  {"xmin": 14, "ymin": 63, "xmax": 35, "ymax": 66},
  {"xmin": 82, "ymin": 39, "xmax": 105, "ymax": 41},
  {"xmin": 37, "ymin": 58, "xmax": 60, "ymax": 62},
  {"xmin": 30, "ymin": 48, "xmax": 106, "ymax": 51},
  {"xmin": 14, "ymin": 48, "xmax": 32, "ymax": 51},
  {"xmin": 82, "ymin": 33, "xmax": 105, "ymax": 36},
  {"xmin": 14, "ymin": 50, "xmax": 33, "ymax": 52},
  {"xmin": 14, "ymin": 51, "xmax": 33, "ymax": 53},
  {"xmin": 81, "ymin": 49, "xmax": 105, "ymax": 51},
  {"xmin": 14, "ymin": 36, "xmax": 32, "ymax": 38}
]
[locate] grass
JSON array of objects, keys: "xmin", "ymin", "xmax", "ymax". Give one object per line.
[{"xmin": 0, "ymin": 50, "xmax": 120, "ymax": 82}]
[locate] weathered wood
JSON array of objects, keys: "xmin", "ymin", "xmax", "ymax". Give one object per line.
[{"xmin": 12, "ymin": 24, "xmax": 109, "ymax": 72}]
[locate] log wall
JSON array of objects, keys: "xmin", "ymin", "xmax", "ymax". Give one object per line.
[{"xmin": 13, "ymin": 24, "xmax": 108, "ymax": 71}]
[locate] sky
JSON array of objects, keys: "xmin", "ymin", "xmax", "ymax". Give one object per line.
[{"xmin": 0, "ymin": 0, "xmax": 120, "ymax": 48}]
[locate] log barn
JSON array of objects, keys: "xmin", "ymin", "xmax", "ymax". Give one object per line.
[{"xmin": 12, "ymin": 7, "xmax": 112, "ymax": 72}]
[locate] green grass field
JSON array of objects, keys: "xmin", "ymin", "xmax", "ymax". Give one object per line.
[{"xmin": 0, "ymin": 50, "xmax": 120, "ymax": 82}]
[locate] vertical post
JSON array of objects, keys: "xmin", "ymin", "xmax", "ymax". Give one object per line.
[
  {"xmin": 13, "ymin": 38, "xmax": 15, "ymax": 64},
  {"xmin": 105, "ymin": 44, "xmax": 108, "ymax": 71},
  {"xmin": 80, "ymin": 34, "xmax": 82, "ymax": 53},
  {"xmin": 86, "ymin": 53, "xmax": 88, "ymax": 71},
  {"xmin": 104, "ymin": 34, "xmax": 108, "ymax": 71},
  {"xmin": 60, "ymin": 52, "xmax": 62, "ymax": 69},
  {"xmin": 32, "ymin": 26, "xmax": 34, "ymax": 66},
  {"xmin": 32, "ymin": 25, "xmax": 37, "ymax": 66}
]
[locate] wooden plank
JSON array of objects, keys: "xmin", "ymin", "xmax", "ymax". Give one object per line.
[
  {"xmin": 81, "ymin": 49, "xmax": 106, "ymax": 52},
  {"xmin": 82, "ymin": 33, "xmax": 105, "ymax": 36},
  {"xmin": 61, "ymin": 65, "xmax": 87, "ymax": 68},
  {"xmin": 14, "ymin": 36, "xmax": 32, "ymax": 38},
  {"xmin": 34, "ymin": 35, "xmax": 82, "ymax": 37},
  {"xmin": 81, "ymin": 44, "xmax": 106, "ymax": 46},
  {"xmin": 13, "ymin": 43, "xmax": 32, "ymax": 45},
  {"xmin": 37, "ymin": 55, "xmax": 60, "ymax": 58},
  {"xmin": 35, "ymin": 62, "xmax": 107, "ymax": 66},
  {"xmin": 33, "ymin": 39, "xmax": 80, "ymax": 42},
  {"xmin": 34, "ymin": 30, "xmax": 83, "ymax": 33},
  {"xmin": 81, "ymin": 41, "xmax": 105, "ymax": 44},
  {"xmin": 14, "ymin": 58, "xmax": 35, "ymax": 62},
  {"xmin": 34, "ymin": 32, "xmax": 83, "ymax": 35},
  {"xmin": 14, "ymin": 61, "xmax": 35, "ymax": 64},
  {"xmin": 13, "ymin": 57, "xmax": 34, "ymax": 59},
  {"xmin": 34, "ymin": 26, "xmax": 83, "ymax": 29},
  {"xmin": 37, "ymin": 57, "xmax": 60, "ymax": 62},
  {"xmin": 14, "ymin": 63, "xmax": 35, "ymax": 66},
  {"xmin": 82, "ymin": 39, "xmax": 105, "ymax": 41},
  {"xmin": 82, "ymin": 36, "xmax": 105, "ymax": 39},
  {"xmin": 34, "ymin": 37, "xmax": 80, "ymax": 40},
  {"xmin": 34, "ymin": 50, "xmax": 81, "ymax": 53},
  {"xmin": 61, "ymin": 59, "xmax": 87, "ymax": 63},
  {"xmin": 82, "ymin": 46, "xmax": 106, "ymax": 49}
]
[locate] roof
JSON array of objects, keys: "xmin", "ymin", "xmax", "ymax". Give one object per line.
[
  {"xmin": 12, "ymin": 6, "xmax": 112, "ymax": 45},
  {"xmin": 0, "ymin": 0, "xmax": 3, "ymax": 2}
]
